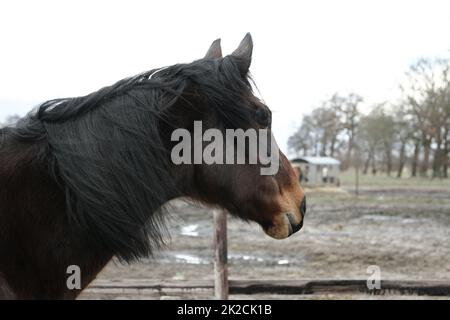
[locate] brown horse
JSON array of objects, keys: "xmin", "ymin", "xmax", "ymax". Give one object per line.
[{"xmin": 0, "ymin": 33, "xmax": 306, "ymax": 299}]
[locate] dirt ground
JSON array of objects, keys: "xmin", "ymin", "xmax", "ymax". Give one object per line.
[{"xmin": 80, "ymin": 179, "xmax": 450, "ymax": 300}]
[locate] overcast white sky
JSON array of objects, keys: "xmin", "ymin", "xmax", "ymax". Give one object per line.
[{"xmin": 1, "ymin": 0, "xmax": 449, "ymax": 152}]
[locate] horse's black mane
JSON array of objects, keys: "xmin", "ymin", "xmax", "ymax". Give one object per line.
[{"xmin": 2, "ymin": 56, "xmax": 256, "ymax": 261}]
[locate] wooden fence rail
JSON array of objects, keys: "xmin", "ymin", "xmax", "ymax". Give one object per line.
[{"xmin": 85, "ymin": 279, "xmax": 450, "ymax": 297}]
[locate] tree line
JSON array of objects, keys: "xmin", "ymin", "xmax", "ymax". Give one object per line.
[{"xmin": 288, "ymin": 57, "xmax": 450, "ymax": 178}]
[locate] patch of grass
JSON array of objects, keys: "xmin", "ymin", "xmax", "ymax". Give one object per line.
[
  {"xmin": 303, "ymin": 169, "xmax": 450, "ymax": 212},
  {"xmin": 307, "ymin": 187, "xmax": 450, "ymax": 207},
  {"xmin": 340, "ymin": 168, "xmax": 450, "ymax": 188}
]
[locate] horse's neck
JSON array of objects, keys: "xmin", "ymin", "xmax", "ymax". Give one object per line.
[{"xmin": 0, "ymin": 138, "xmax": 113, "ymax": 299}]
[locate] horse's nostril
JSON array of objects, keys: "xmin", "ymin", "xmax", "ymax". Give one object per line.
[
  {"xmin": 300, "ymin": 196, "xmax": 306, "ymax": 217},
  {"xmin": 286, "ymin": 213, "xmax": 302, "ymax": 235}
]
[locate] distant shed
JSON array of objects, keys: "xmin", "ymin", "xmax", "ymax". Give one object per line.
[{"xmin": 290, "ymin": 156, "xmax": 341, "ymax": 186}]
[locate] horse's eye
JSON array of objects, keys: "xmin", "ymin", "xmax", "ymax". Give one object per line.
[{"xmin": 255, "ymin": 107, "xmax": 271, "ymax": 127}]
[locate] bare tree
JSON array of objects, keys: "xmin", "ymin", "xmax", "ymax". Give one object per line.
[
  {"xmin": 401, "ymin": 58, "xmax": 450, "ymax": 177},
  {"xmin": 288, "ymin": 98, "xmax": 343, "ymax": 157},
  {"xmin": 391, "ymin": 105, "xmax": 414, "ymax": 178},
  {"xmin": 288, "ymin": 115, "xmax": 315, "ymax": 156},
  {"xmin": 336, "ymin": 93, "xmax": 363, "ymax": 169},
  {"xmin": 357, "ymin": 105, "xmax": 395, "ymax": 175}
]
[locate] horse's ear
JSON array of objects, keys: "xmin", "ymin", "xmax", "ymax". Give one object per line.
[
  {"xmin": 205, "ymin": 38, "xmax": 222, "ymax": 59},
  {"xmin": 231, "ymin": 33, "xmax": 253, "ymax": 76}
]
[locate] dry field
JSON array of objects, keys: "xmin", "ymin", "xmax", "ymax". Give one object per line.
[{"xmin": 80, "ymin": 172, "xmax": 450, "ymax": 299}]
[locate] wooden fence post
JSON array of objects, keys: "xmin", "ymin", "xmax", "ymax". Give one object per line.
[{"xmin": 213, "ymin": 209, "xmax": 228, "ymax": 300}]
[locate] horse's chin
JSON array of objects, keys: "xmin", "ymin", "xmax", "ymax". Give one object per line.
[
  {"xmin": 263, "ymin": 227, "xmax": 291, "ymax": 239},
  {"xmin": 262, "ymin": 213, "xmax": 303, "ymax": 239}
]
